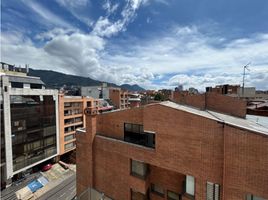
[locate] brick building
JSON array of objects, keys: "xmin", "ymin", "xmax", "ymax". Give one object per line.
[
  {"xmin": 58, "ymin": 94, "xmax": 99, "ymax": 156},
  {"xmin": 109, "ymin": 88, "xmax": 129, "ymax": 109},
  {"xmin": 76, "ymin": 100, "xmax": 268, "ymax": 200}
]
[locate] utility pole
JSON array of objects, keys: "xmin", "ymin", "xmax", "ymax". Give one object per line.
[{"xmin": 242, "ymin": 62, "xmax": 250, "ymax": 97}]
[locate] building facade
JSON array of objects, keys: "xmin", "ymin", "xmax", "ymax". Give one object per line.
[
  {"xmin": 109, "ymin": 88, "xmax": 129, "ymax": 109},
  {"xmin": 58, "ymin": 94, "xmax": 99, "ymax": 156},
  {"xmin": 1, "ymin": 63, "xmax": 59, "ymax": 187},
  {"xmin": 128, "ymin": 93, "xmax": 141, "ymax": 108},
  {"xmin": 81, "ymin": 84, "xmax": 130, "ymax": 110},
  {"xmin": 76, "ymin": 101, "xmax": 268, "ymax": 200}
]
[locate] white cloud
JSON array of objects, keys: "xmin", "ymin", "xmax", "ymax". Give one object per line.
[
  {"xmin": 55, "ymin": 0, "xmax": 94, "ymax": 27},
  {"xmin": 2, "ymin": 0, "xmax": 268, "ymax": 91},
  {"xmin": 92, "ymin": 0, "xmax": 147, "ymax": 37},
  {"xmin": 21, "ymin": 0, "xmax": 73, "ymax": 28},
  {"xmin": 102, "ymin": 0, "xmax": 119, "ymax": 15}
]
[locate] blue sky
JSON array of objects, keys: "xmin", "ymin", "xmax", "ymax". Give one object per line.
[{"xmin": 1, "ymin": 0, "xmax": 268, "ymax": 90}]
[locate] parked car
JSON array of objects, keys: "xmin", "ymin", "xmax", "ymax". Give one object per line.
[{"xmin": 42, "ymin": 164, "xmax": 52, "ymax": 171}]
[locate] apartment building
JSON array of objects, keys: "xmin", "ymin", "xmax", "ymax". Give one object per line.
[
  {"xmin": 1, "ymin": 63, "xmax": 59, "ymax": 187},
  {"xmin": 58, "ymin": 94, "xmax": 99, "ymax": 156},
  {"xmin": 109, "ymin": 88, "xmax": 129, "ymax": 109},
  {"xmin": 81, "ymin": 84, "xmax": 130, "ymax": 110},
  {"xmin": 76, "ymin": 97, "xmax": 268, "ymax": 200}
]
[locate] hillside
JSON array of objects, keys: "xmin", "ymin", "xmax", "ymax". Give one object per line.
[{"xmin": 28, "ymin": 68, "xmax": 145, "ymax": 91}]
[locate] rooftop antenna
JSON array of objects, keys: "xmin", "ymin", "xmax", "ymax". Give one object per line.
[{"xmin": 242, "ymin": 62, "xmax": 250, "ymax": 97}]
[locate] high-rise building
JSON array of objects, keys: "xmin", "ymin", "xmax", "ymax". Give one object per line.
[
  {"xmin": 1, "ymin": 62, "xmax": 59, "ymax": 188},
  {"xmin": 76, "ymin": 100, "xmax": 268, "ymax": 200}
]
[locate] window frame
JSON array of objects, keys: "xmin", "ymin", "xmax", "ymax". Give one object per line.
[
  {"xmin": 167, "ymin": 190, "xmax": 181, "ymax": 200},
  {"xmin": 130, "ymin": 159, "xmax": 148, "ymax": 180},
  {"xmin": 151, "ymin": 183, "xmax": 165, "ymax": 197}
]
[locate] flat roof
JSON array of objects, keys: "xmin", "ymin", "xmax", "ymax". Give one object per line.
[
  {"xmin": 8, "ymin": 75, "xmax": 44, "ymax": 85},
  {"xmin": 158, "ymin": 101, "xmax": 268, "ymax": 136}
]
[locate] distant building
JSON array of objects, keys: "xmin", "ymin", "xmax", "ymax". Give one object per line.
[
  {"xmin": 109, "ymin": 88, "xmax": 129, "ymax": 109},
  {"xmin": 76, "ymin": 100, "xmax": 268, "ymax": 200},
  {"xmin": 188, "ymin": 87, "xmax": 198, "ymax": 94},
  {"xmin": 206, "ymin": 84, "xmax": 268, "ymax": 100},
  {"xmin": 247, "ymin": 101, "xmax": 268, "ymax": 116},
  {"xmin": 1, "ymin": 62, "xmax": 59, "ymax": 188},
  {"xmin": 128, "ymin": 93, "xmax": 141, "ymax": 108},
  {"xmin": 58, "ymin": 95, "xmax": 99, "ymax": 157},
  {"xmin": 175, "ymin": 84, "xmax": 183, "ymax": 92},
  {"xmin": 81, "ymin": 83, "xmax": 109, "ymax": 99},
  {"xmin": 158, "ymin": 89, "xmax": 173, "ymax": 100},
  {"xmin": 81, "ymin": 84, "xmax": 130, "ymax": 110}
]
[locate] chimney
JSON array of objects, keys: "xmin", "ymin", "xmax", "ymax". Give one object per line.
[{"xmin": 76, "ymin": 107, "xmax": 97, "ymax": 195}]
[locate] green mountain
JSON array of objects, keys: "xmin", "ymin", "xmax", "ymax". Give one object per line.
[
  {"xmin": 120, "ymin": 84, "xmax": 145, "ymax": 92},
  {"xmin": 28, "ymin": 68, "xmax": 145, "ymax": 91}
]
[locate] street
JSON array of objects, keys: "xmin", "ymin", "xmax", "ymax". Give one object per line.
[{"xmin": 37, "ymin": 173, "xmax": 76, "ymax": 200}]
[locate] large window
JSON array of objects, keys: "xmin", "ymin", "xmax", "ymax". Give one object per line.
[
  {"xmin": 186, "ymin": 175, "xmax": 195, "ymax": 197},
  {"xmin": 124, "ymin": 123, "xmax": 155, "ymax": 148},
  {"xmin": 131, "ymin": 159, "xmax": 148, "ymax": 179},
  {"xmin": 206, "ymin": 182, "xmax": 220, "ymax": 200},
  {"xmin": 10, "ymin": 95, "xmax": 57, "ymax": 171}
]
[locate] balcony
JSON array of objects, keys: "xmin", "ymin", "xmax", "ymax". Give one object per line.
[{"xmin": 124, "ymin": 123, "xmax": 155, "ymax": 149}]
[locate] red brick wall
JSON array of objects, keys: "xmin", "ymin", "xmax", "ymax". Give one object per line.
[
  {"xmin": 77, "ymin": 104, "xmax": 268, "ymax": 200},
  {"xmin": 206, "ymin": 93, "xmax": 247, "ymax": 118},
  {"xmin": 172, "ymin": 92, "xmax": 246, "ymax": 118},
  {"xmin": 172, "ymin": 91, "xmax": 205, "ymax": 109},
  {"xmin": 96, "ymin": 107, "xmax": 143, "ymax": 139},
  {"xmin": 223, "ymin": 126, "xmax": 268, "ymax": 200}
]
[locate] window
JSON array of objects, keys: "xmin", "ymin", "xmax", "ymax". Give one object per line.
[
  {"xmin": 124, "ymin": 123, "xmax": 155, "ymax": 148},
  {"xmin": 11, "ymin": 82, "xmax": 23, "ymax": 88},
  {"xmin": 30, "ymin": 84, "xmax": 42, "ymax": 89},
  {"xmin": 64, "ymin": 134, "xmax": 75, "ymax": 142},
  {"xmin": 131, "ymin": 159, "xmax": 148, "ymax": 179},
  {"xmin": 168, "ymin": 191, "xmax": 181, "ymax": 200},
  {"xmin": 206, "ymin": 182, "xmax": 220, "ymax": 200},
  {"xmin": 246, "ymin": 194, "xmax": 265, "ymax": 200},
  {"xmin": 131, "ymin": 189, "xmax": 148, "ymax": 200},
  {"xmin": 65, "ymin": 142, "xmax": 75, "ymax": 150},
  {"xmin": 151, "ymin": 184, "xmax": 165, "ymax": 197},
  {"xmin": 186, "ymin": 175, "xmax": 195, "ymax": 197}
]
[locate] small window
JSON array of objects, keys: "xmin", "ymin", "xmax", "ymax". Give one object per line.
[
  {"xmin": 246, "ymin": 194, "xmax": 265, "ymax": 200},
  {"xmin": 131, "ymin": 159, "xmax": 148, "ymax": 179},
  {"xmin": 131, "ymin": 189, "xmax": 147, "ymax": 200},
  {"xmin": 168, "ymin": 191, "xmax": 181, "ymax": 200},
  {"xmin": 186, "ymin": 175, "xmax": 195, "ymax": 197},
  {"xmin": 207, "ymin": 182, "xmax": 220, "ymax": 200},
  {"xmin": 30, "ymin": 84, "xmax": 42, "ymax": 89},
  {"xmin": 64, "ymin": 134, "xmax": 75, "ymax": 142},
  {"xmin": 151, "ymin": 184, "xmax": 165, "ymax": 197},
  {"xmin": 11, "ymin": 82, "xmax": 23, "ymax": 88},
  {"xmin": 64, "ymin": 142, "xmax": 75, "ymax": 150}
]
